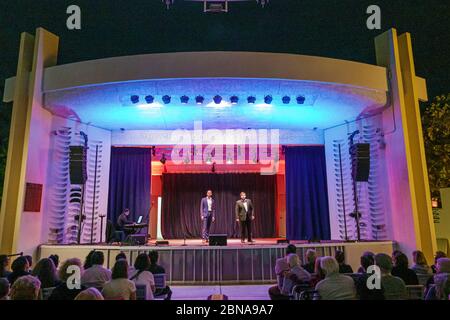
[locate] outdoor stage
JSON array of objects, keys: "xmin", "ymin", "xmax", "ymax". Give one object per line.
[{"xmin": 39, "ymin": 240, "xmax": 395, "ymax": 285}]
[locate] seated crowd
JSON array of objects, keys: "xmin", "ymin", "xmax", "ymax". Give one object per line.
[
  {"xmin": 268, "ymin": 245, "xmax": 450, "ymax": 300},
  {"xmin": 0, "ymin": 250, "xmax": 172, "ymax": 300}
]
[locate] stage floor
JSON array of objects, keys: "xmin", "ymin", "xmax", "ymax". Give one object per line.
[{"xmin": 39, "ymin": 239, "xmax": 395, "ymax": 285}]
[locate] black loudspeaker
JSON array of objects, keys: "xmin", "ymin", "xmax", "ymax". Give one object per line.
[
  {"xmin": 277, "ymin": 239, "xmax": 290, "ymax": 244},
  {"xmin": 209, "ymin": 234, "xmax": 227, "ymax": 246},
  {"xmin": 155, "ymin": 240, "xmax": 169, "ymax": 246},
  {"xmin": 129, "ymin": 234, "xmax": 147, "ymax": 246},
  {"xmin": 69, "ymin": 146, "xmax": 87, "ymax": 184},
  {"xmin": 350, "ymin": 143, "xmax": 370, "ymax": 182}
]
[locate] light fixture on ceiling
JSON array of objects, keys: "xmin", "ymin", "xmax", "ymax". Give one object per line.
[
  {"xmin": 131, "ymin": 95, "xmax": 140, "ymax": 104},
  {"xmin": 145, "ymin": 95, "xmax": 155, "ymax": 104},
  {"xmin": 282, "ymin": 96, "xmax": 291, "ymax": 104},
  {"xmin": 296, "ymin": 95, "xmax": 306, "ymax": 105},
  {"xmin": 264, "ymin": 95, "xmax": 273, "ymax": 104},
  {"xmin": 230, "ymin": 96, "xmax": 239, "ymax": 105},
  {"xmin": 162, "ymin": 95, "xmax": 171, "ymax": 104},
  {"xmin": 195, "ymin": 95, "xmax": 205, "ymax": 105},
  {"xmin": 213, "ymin": 95, "xmax": 223, "ymax": 104},
  {"xmin": 247, "ymin": 96, "xmax": 256, "ymax": 104},
  {"xmin": 180, "ymin": 95, "xmax": 189, "ymax": 104}
]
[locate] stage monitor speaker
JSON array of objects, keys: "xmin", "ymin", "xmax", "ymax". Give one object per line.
[
  {"xmin": 350, "ymin": 143, "xmax": 370, "ymax": 182},
  {"xmin": 209, "ymin": 234, "xmax": 227, "ymax": 246},
  {"xmin": 69, "ymin": 146, "xmax": 88, "ymax": 185},
  {"xmin": 129, "ymin": 234, "xmax": 147, "ymax": 246},
  {"xmin": 156, "ymin": 240, "xmax": 169, "ymax": 246},
  {"xmin": 277, "ymin": 239, "xmax": 290, "ymax": 244}
]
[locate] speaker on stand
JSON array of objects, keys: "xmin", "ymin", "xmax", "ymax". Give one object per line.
[{"xmin": 348, "ymin": 131, "xmax": 370, "ymax": 242}]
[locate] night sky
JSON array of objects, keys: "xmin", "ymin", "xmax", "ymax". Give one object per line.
[{"xmin": 0, "ymin": 0, "xmax": 449, "ymax": 97}]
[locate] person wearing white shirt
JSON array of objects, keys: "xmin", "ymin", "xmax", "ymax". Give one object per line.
[
  {"xmin": 81, "ymin": 251, "xmax": 111, "ymax": 289},
  {"xmin": 129, "ymin": 253, "xmax": 155, "ymax": 300}
]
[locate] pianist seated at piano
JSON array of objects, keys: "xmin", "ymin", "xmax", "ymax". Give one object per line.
[{"xmin": 116, "ymin": 209, "xmax": 133, "ymax": 236}]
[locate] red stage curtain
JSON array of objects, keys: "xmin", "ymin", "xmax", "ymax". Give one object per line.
[{"xmin": 161, "ymin": 173, "xmax": 276, "ymax": 239}]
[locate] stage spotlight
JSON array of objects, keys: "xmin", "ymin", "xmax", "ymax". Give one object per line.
[
  {"xmin": 264, "ymin": 95, "xmax": 273, "ymax": 104},
  {"xmin": 282, "ymin": 96, "xmax": 291, "ymax": 104},
  {"xmin": 247, "ymin": 96, "xmax": 256, "ymax": 104},
  {"xmin": 160, "ymin": 153, "xmax": 167, "ymax": 164},
  {"xmin": 162, "ymin": 95, "xmax": 171, "ymax": 104},
  {"xmin": 145, "ymin": 95, "xmax": 154, "ymax": 104},
  {"xmin": 131, "ymin": 95, "xmax": 140, "ymax": 104},
  {"xmin": 180, "ymin": 95, "xmax": 189, "ymax": 104},
  {"xmin": 151, "ymin": 146, "xmax": 156, "ymax": 157},
  {"xmin": 195, "ymin": 95, "xmax": 205, "ymax": 105},
  {"xmin": 213, "ymin": 95, "xmax": 222, "ymax": 104},
  {"xmin": 296, "ymin": 95, "xmax": 306, "ymax": 104},
  {"xmin": 211, "ymin": 162, "xmax": 216, "ymax": 173},
  {"xmin": 230, "ymin": 96, "xmax": 239, "ymax": 105}
]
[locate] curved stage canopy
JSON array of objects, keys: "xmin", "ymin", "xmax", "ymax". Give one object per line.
[{"xmin": 42, "ymin": 52, "xmax": 389, "ymax": 130}]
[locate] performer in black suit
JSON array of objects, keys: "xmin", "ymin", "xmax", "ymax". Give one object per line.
[{"xmin": 235, "ymin": 192, "xmax": 255, "ymax": 244}]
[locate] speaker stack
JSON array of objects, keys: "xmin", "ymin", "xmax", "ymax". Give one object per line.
[
  {"xmin": 350, "ymin": 143, "xmax": 370, "ymax": 182},
  {"xmin": 69, "ymin": 146, "xmax": 88, "ymax": 185}
]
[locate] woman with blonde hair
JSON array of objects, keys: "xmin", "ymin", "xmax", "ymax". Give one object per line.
[
  {"xmin": 411, "ymin": 250, "xmax": 432, "ymax": 276},
  {"xmin": 10, "ymin": 275, "xmax": 41, "ymax": 300},
  {"xmin": 48, "ymin": 258, "xmax": 86, "ymax": 300}
]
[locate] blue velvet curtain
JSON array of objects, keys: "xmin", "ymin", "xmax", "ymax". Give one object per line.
[
  {"xmin": 285, "ymin": 146, "xmax": 331, "ymax": 240},
  {"xmin": 107, "ymin": 147, "xmax": 151, "ymax": 228}
]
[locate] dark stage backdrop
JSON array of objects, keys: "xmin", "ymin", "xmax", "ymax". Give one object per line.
[
  {"xmin": 162, "ymin": 173, "xmax": 276, "ymax": 239},
  {"xmin": 107, "ymin": 147, "xmax": 151, "ymax": 227},
  {"xmin": 285, "ymin": 146, "xmax": 331, "ymax": 240}
]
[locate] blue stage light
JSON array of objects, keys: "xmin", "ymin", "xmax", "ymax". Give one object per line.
[
  {"xmin": 162, "ymin": 95, "xmax": 171, "ymax": 104},
  {"xmin": 296, "ymin": 95, "xmax": 306, "ymax": 104},
  {"xmin": 180, "ymin": 95, "xmax": 189, "ymax": 104},
  {"xmin": 247, "ymin": 96, "xmax": 256, "ymax": 104},
  {"xmin": 145, "ymin": 95, "xmax": 154, "ymax": 104},
  {"xmin": 195, "ymin": 96, "xmax": 205, "ymax": 105},
  {"xmin": 282, "ymin": 96, "xmax": 291, "ymax": 104},
  {"xmin": 230, "ymin": 96, "xmax": 239, "ymax": 104},
  {"xmin": 264, "ymin": 95, "xmax": 273, "ymax": 104},
  {"xmin": 213, "ymin": 95, "xmax": 222, "ymax": 104},
  {"xmin": 131, "ymin": 95, "xmax": 140, "ymax": 104}
]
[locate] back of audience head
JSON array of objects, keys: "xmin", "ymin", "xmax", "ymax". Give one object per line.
[
  {"xmin": 434, "ymin": 273, "xmax": 450, "ymax": 300},
  {"xmin": 10, "ymin": 275, "xmax": 41, "ymax": 300},
  {"xmin": 375, "ymin": 253, "xmax": 393, "ymax": 274},
  {"xmin": 314, "ymin": 257, "xmax": 324, "ymax": 279},
  {"xmin": 134, "ymin": 253, "xmax": 150, "ymax": 272},
  {"xmin": 48, "ymin": 255, "xmax": 60, "ymax": 269},
  {"xmin": 412, "ymin": 250, "xmax": 428, "ymax": 266},
  {"xmin": 12, "ymin": 256, "xmax": 29, "ymax": 273},
  {"xmin": 435, "ymin": 251, "xmax": 447, "ymax": 264},
  {"xmin": 285, "ymin": 244, "xmax": 297, "ymax": 256},
  {"xmin": 360, "ymin": 254, "xmax": 375, "ymax": 272},
  {"xmin": 115, "ymin": 252, "xmax": 127, "ymax": 261},
  {"xmin": 393, "ymin": 253, "xmax": 409, "ymax": 269},
  {"xmin": 320, "ymin": 256, "xmax": 339, "ymax": 277},
  {"xmin": 84, "ymin": 250, "xmax": 96, "ymax": 270},
  {"xmin": 90, "ymin": 251, "xmax": 105, "ymax": 266},
  {"xmin": 0, "ymin": 255, "xmax": 10, "ymax": 277},
  {"xmin": 305, "ymin": 249, "xmax": 316, "ymax": 264},
  {"xmin": 335, "ymin": 250, "xmax": 346, "ymax": 264},
  {"xmin": 24, "ymin": 255, "xmax": 33, "ymax": 270},
  {"xmin": 74, "ymin": 287, "xmax": 104, "ymax": 300},
  {"xmin": 436, "ymin": 258, "xmax": 450, "ymax": 274},
  {"xmin": 287, "ymin": 254, "xmax": 300, "ymax": 268},
  {"xmin": 112, "ymin": 259, "xmax": 129, "ymax": 280},
  {"xmin": 0, "ymin": 278, "xmax": 10, "ymax": 300},
  {"xmin": 32, "ymin": 258, "xmax": 58, "ymax": 287},
  {"xmin": 149, "ymin": 251, "xmax": 159, "ymax": 265},
  {"xmin": 59, "ymin": 258, "xmax": 83, "ymax": 283}
]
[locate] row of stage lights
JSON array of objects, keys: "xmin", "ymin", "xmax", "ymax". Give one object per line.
[{"xmin": 130, "ymin": 95, "xmax": 306, "ymax": 105}]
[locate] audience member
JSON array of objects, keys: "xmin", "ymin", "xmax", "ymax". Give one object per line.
[
  {"xmin": 7, "ymin": 256, "xmax": 30, "ymax": 285},
  {"xmin": 32, "ymin": 258, "xmax": 61, "ymax": 289},
  {"xmin": 375, "ymin": 253, "xmax": 407, "ymax": 300},
  {"xmin": 48, "ymin": 255, "xmax": 60, "ymax": 269},
  {"xmin": 310, "ymin": 256, "xmax": 325, "ymax": 288},
  {"xmin": 268, "ymin": 244, "xmax": 296, "ymax": 300},
  {"xmin": 83, "ymin": 250, "xmax": 96, "ymax": 270},
  {"xmin": 427, "ymin": 273, "xmax": 450, "ymax": 301},
  {"xmin": 335, "ymin": 250, "xmax": 353, "ymax": 274},
  {"xmin": 24, "ymin": 255, "xmax": 33, "ymax": 272},
  {"xmin": 0, "ymin": 278, "xmax": 10, "ymax": 300},
  {"xmin": 48, "ymin": 258, "xmax": 85, "ymax": 300},
  {"xmin": 281, "ymin": 254, "xmax": 311, "ymax": 296},
  {"xmin": 0, "ymin": 255, "xmax": 11, "ymax": 278},
  {"xmin": 431, "ymin": 251, "xmax": 447, "ymax": 274},
  {"xmin": 74, "ymin": 287, "xmax": 104, "ymax": 300},
  {"xmin": 10, "ymin": 275, "xmax": 41, "ymax": 300},
  {"xmin": 315, "ymin": 256, "xmax": 356, "ymax": 300},
  {"xmin": 302, "ymin": 249, "xmax": 316, "ymax": 274},
  {"xmin": 130, "ymin": 253, "xmax": 155, "ymax": 300},
  {"xmin": 354, "ymin": 252, "xmax": 384, "ymax": 300},
  {"xmin": 425, "ymin": 258, "xmax": 450, "ymax": 299},
  {"xmin": 357, "ymin": 251, "xmax": 375, "ymax": 273},
  {"xmin": 102, "ymin": 259, "xmax": 136, "ymax": 300},
  {"xmin": 81, "ymin": 251, "xmax": 111, "ymax": 289},
  {"xmin": 115, "ymin": 252, "xmax": 127, "ymax": 261},
  {"xmin": 148, "ymin": 250, "xmax": 172, "ymax": 300},
  {"xmin": 391, "ymin": 252, "xmax": 419, "ymax": 285}
]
